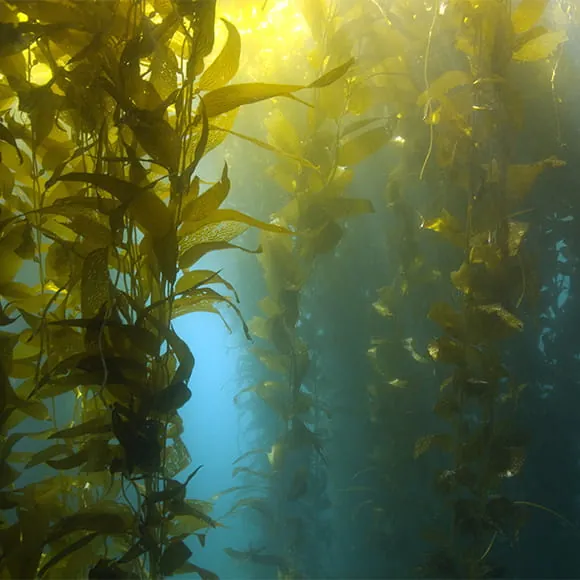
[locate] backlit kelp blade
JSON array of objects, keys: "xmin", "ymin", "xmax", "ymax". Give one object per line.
[{"xmin": 201, "ymin": 58, "xmax": 355, "ymax": 117}]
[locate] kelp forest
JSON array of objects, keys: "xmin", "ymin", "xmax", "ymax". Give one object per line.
[{"xmin": 0, "ymin": 0, "xmax": 579, "ymax": 578}]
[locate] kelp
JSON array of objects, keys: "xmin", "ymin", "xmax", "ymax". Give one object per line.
[
  {"xmin": 363, "ymin": 0, "xmax": 570, "ymax": 577},
  {"xmin": 0, "ymin": 0, "xmax": 352, "ymax": 578},
  {"xmin": 238, "ymin": 1, "xmax": 391, "ymax": 576},
  {"xmin": 0, "ymin": 0, "xmax": 574, "ymax": 577}
]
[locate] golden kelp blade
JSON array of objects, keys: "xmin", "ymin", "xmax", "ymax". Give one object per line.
[
  {"xmin": 181, "ymin": 209, "xmax": 291, "ymax": 236},
  {"xmin": 512, "ymin": 29, "xmax": 567, "ymax": 61},
  {"xmin": 198, "ymin": 18, "xmax": 241, "ymax": 91},
  {"xmin": 511, "ymin": 0, "xmax": 549, "ymax": 34},
  {"xmin": 201, "ymin": 58, "xmax": 355, "ymax": 117},
  {"xmin": 54, "ymin": 172, "xmax": 173, "ymax": 239}
]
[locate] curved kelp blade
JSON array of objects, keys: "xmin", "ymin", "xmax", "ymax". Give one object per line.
[
  {"xmin": 54, "ymin": 173, "xmax": 173, "ymax": 239},
  {"xmin": 210, "ymin": 125, "xmax": 319, "ymax": 170},
  {"xmin": 0, "ymin": 122, "xmax": 23, "ymax": 163},
  {"xmin": 183, "ymin": 209, "xmax": 291, "ymax": 237},
  {"xmin": 201, "ymin": 58, "xmax": 355, "ymax": 117},
  {"xmin": 198, "ymin": 18, "xmax": 241, "ymax": 91},
  {"xmin": 38, "ymin": 532, "xmax": 100, "ymax": 578}
]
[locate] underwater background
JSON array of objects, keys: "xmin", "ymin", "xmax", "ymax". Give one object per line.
[{"xmin": 0, "ymin": 0, "xmax": 579, "ymax": 578}]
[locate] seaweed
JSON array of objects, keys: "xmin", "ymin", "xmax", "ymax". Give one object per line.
[{"xmin": 0, "ymin": 0, "xmax": 351, "ymax": 577}]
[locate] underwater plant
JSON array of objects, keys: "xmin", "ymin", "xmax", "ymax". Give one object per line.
[
  {"xmin": 0, "ymin": 0, "xmax": 353, "ymax": 577},
  {"xmin": 230, "ymin": 1, "xmax": 413, "ymax": 577},
  {"xmin": 363, "ymin": 0, "xmax": 571, "ymax": 577},
  {"xmin": 1, "ymin": 0, "xmax": 577, "ymax": 578}
]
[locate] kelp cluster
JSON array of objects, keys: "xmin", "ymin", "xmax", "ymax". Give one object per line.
[
  {"xmin": 0, "ymin": 0, "xmax": 353, "ymax": 577},
  {"xmin": 231, "ymin": 0, "xmax": 394, "ymax": 575},
  {"xmin": 0, "ymin": 0, "xmax": 577, "ymax": 577},
  {"xmin": 362, "ymin": 0, "xmax": 571, "ymax": 577}
]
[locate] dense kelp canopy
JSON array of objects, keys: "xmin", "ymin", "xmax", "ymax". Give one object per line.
[{"xmin": 0, "ymin": 0, "xmax": 578, "ymax": 578}]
